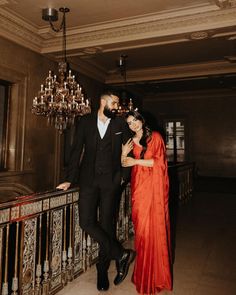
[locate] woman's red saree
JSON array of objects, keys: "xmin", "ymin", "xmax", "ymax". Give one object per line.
[{"xmin": 131, "ymin": 132, "xmax": 172, "ymax": 294}]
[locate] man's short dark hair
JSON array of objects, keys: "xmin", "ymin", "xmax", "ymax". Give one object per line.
[{"xmin": 100, "ymin": 89, "xmax": 119, "ymax": 98}]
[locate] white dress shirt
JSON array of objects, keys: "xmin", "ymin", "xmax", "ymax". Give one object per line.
[{"xmin": 97, "ymin": 115, "xmax": 111, "ymax": 139}]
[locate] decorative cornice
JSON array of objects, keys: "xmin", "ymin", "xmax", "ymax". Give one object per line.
[
  {"xmin": 1, "ymin": 4, "xmax": 236, "ymax": 83},
  {"xmin": 41, "ymin": 7, "xmax": 236, "ymax": 54},
  {"xmin": 0, "ymin": 5, "xmax": 236, "ymax": 56},
  {"xmin": 214, "ymin": 0, "xmax": 236, "ymax": 8},
  {"xmin": 106, "ymin": 60, "xmax": 236, "ymax": 84},
  {"xmin": 0, "ymin": 0, "xmax": 18, "ymax": 6},
  {"xmin": 0, "ymin": 8, "xmax": 42, "ymax": 52},
  {"xmin": 39, "ymin": 3, "xmax": 218, "ymax": 37},
  {"xmin": 144, "ymin": 88, "xmax": 236, "ymax": 102}
]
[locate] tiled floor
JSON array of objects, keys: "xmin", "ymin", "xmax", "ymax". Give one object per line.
[{"xmin": 58, "ymin": 191, "xmax": 236, "ymax": 294}]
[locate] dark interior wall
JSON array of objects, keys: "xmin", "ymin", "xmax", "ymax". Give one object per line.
[
  {"xmin": 144, "ymin": 92, "xmax": 236, "ymax": 178},
  {"xmin": 0, "ymin": 36, "xmax": 104, "ymax": 196},
  {"xmin": 0, "ymin": 36, "xmax": 58, "ymax": 194}
]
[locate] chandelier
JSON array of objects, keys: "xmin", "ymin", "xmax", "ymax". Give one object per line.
[
  {"xmin": 117, "ymin": 54, "xmax": 136, "ymax": 115},
  {"xmin": 32, "ymin": 7, "xmax": 91, "ymax": 132}
]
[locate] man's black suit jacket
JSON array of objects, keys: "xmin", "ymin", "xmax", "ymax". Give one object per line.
[{"xmin": 65, "ymin": 113, "xmax": 131, "ymax": 188}]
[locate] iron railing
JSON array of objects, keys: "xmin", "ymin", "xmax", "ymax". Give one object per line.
[
  {"xmin": 0, "ymin": 162, "xmax": 194, "ymax": 295},
  {"xmin": 0, "ymin": 185, "xmax": 132, "ymax": 295}
]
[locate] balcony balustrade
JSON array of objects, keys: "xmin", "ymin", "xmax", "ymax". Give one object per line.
[{"xmin": 0, "ymin": 162, "xmax": 194, "ymax": 295}]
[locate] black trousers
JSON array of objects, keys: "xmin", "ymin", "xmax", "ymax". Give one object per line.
[{"xmin": 79, "ymin": 173, "xmax": 123, "ymax": 272}]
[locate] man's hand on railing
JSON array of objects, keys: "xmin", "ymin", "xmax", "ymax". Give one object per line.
[{"xmin": 56, "ymin": 182, "xmax": 71, "ymax": 191}]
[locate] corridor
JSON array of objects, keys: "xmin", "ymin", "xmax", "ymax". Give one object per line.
[{"xmin": 58, "ymin": 189, "xmax": 236, "ymax": 295}]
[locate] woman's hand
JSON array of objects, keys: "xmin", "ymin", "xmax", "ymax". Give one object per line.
[
  {"xmin": 122, "ymin": 156, "xmax": 137, "ymax": 167},
  {"xmin": 122, "ymin": 138, "xmax": 133, "ymax": 156}
]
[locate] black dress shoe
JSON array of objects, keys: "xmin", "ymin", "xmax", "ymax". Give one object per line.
[
  {"xmin": 114, "ymin": 249, "xmax": 136, "ymax": 285},
  {"xmin": 96, "ymin": 267, "xmax": 109, "ymax": 291}
]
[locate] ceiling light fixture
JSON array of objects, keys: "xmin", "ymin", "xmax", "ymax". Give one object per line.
[
  {"xmin": 117, "ymin": 54, "xmax": 136, "ymax": 115},
  {"xmin": 32, "ymin": 7, "xmax": 91, "ymax": 132}
]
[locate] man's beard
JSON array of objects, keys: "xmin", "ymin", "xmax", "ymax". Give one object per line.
[{"xmin": 103, "ymin": 106, "xmax": 117, "ymax": 119}]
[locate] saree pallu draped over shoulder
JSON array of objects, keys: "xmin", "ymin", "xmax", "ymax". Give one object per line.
[{"xmin": 131, "ymin": 132, "xmax": 172, "ymax": 294}]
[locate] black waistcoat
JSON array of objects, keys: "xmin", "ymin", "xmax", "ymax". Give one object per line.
[{"xmin": 95, "ymin": 124, "xmax": 112, "ymax": 175}]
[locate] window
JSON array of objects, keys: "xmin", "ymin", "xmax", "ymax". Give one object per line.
[
  {"xmin": 165, "ymin": 119, "xmax": 185, "ymax": 163},
  {"xmin": 0, "ymin": 80, "xmax": 10, "ymax": 170}
]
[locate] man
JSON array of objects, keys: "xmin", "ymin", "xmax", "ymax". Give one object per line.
[{"xmin": 57, "ymin": 90, "xmax": 135, "ymax": 291}]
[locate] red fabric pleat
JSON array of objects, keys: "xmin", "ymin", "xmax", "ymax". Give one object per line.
[{"xmin": 131, "ymin": 132, "xmax": 172, "ymax": 294}]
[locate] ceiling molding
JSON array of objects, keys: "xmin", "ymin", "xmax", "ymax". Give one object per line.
[
  {"xmin": 1, "ymin": 3, "xmax": 236, "ymax": 84},
  {"xmin": 0, "ymin": 0, "xmax": 18, "ymax": 6},
  {"xmin": 38, "ymin": 3, "xmax": 217, "ymax": 36},
  {"xmin": 214, "ymin": 0, "xmax": 236, "ymax": 8},
  {"xmin": 106, "ymin": 60, "xmax": 236, "ymax": 84},
  {"xmin": 144, "ymin": 88, "xmax": 236, "ymax": 101},
  {"xmin": 41, "ymin": 7, "xmax": 236, "ymax": 54},
  {"xmin": 0, "ymin": 8, "xmax": 42, "ymax": 52},
  {"xmin": 1, "ymin": 5, "xmax": 236, "ymax": 56}
]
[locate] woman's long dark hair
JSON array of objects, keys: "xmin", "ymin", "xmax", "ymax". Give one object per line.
[{"xmin": 125, "ymin": 110, "xmax": 152, "ymax": 159}]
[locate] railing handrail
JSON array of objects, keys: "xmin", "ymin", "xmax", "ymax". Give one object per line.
[
  {"xmin": 0, "ymin": 188, "xmax": 80, "ymax": 226},
  {"xmin": 0, "ymin": 186, "xmax": 132, "ymax": 295},
  {"xmin": 0, "ymin": 187, "xmax": 79, "ymax": 209}
]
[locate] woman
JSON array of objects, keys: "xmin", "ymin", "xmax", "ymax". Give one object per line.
[{"xmin": 122, "ymin": 111, "xmax": 172, "ymax": 294}]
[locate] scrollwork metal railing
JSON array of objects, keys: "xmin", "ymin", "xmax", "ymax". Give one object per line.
[{"xmin": 0, "ymin": 185, "xmax": 132, "ymax": 295}]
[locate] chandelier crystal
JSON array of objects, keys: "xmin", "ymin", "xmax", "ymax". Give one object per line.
[
  {"xmin": 32, "ymin": 7, "xmax": 91, "ymax": 132},
  {"xmin": 116, "ymin": 54, "xmax": 136, "ymax": 115}
]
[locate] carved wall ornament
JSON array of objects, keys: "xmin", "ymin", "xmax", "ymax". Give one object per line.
[
  {"xmin": 215, "ymin": 0, "xmax": 231, "ymax": 8},
  {"xmin": 189, "ymin": 31, "xmax": 209, "ymax": 40},
  {"xmin": 81, "ymin": 46, "xmax": 103, "ymax": 56}
]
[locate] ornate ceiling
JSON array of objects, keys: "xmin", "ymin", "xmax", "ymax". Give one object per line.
[{"xmin": 0, "ymin": 0, "xmax": 236, "ymax": 85}]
